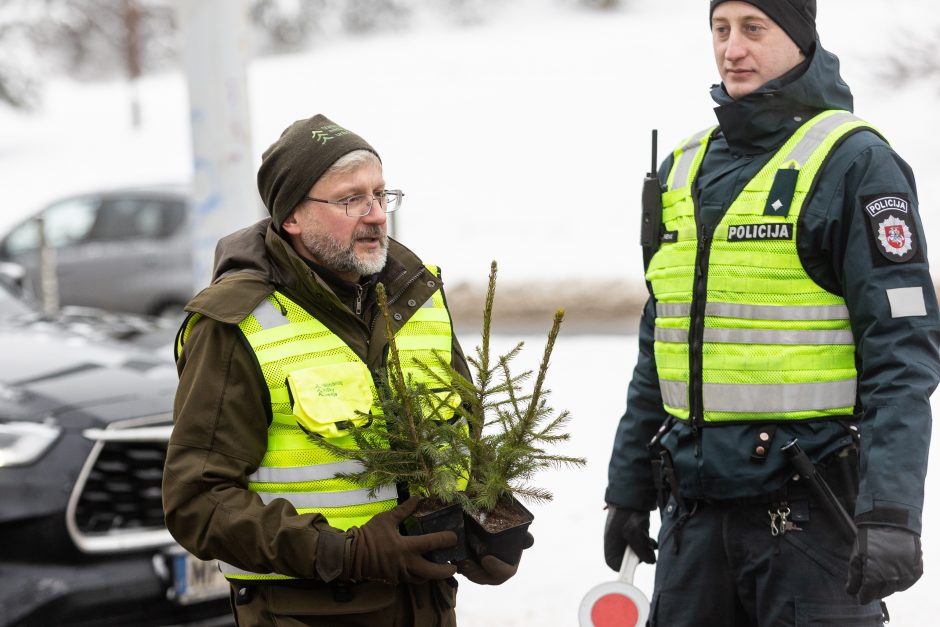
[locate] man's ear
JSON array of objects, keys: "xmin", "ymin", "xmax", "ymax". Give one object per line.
[{"xmin": 282, "ymin": 211, "xmax": 301, "ymax": 236}]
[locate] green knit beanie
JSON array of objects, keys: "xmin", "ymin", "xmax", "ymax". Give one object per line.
[{"xmin": 257, "ymin": 114, "xmax": 380, "ymax": 233}]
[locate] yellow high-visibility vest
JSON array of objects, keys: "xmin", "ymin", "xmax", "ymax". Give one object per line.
[
  {"xmin": 648, "ymin": 111, "xmax": 878, "ymax": 425},
  {"xmin": 176, "ymin": 267, "xmax": 461, "ymax": 581}
]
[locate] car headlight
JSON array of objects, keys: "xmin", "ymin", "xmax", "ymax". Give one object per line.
[{"xmin": 0, "ymin": 421, "xmax": 61, "ymax": 467}]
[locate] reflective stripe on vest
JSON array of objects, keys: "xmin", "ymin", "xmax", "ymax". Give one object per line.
[
  {"xmin": 177, "ymin": 267, "xmax": 458, "ymax": 581},
  {"xmin": 667, "ymin": 127, "xmax": 715, "ymax": 192},
  {"xmin": 647, "ymin": 110, "xmax": 874, "ymax": 424}
]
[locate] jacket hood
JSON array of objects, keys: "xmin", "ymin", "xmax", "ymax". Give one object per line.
[
  {"xmin": 710, "ymin": 38, "xmax": 854, "ymax": 154},
  {"xmin": 211, "ymin": 219, "xmax": 278, "ymax": 285}
]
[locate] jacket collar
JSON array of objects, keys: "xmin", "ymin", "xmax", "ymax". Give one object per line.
[
  {"xmin": 208, "ymin": 218, "xmax": 419, "ymax": 310},
  {"xmin": 191, "ymin": 218, "xmax": 430, "ymax": 324},
  {"xmin": 261, "ymin": 221, "xmax": 415, "ymax": 307},
  {"xmin": 710, "ymin": 39, "xmax": 854, "ymax": 155}
]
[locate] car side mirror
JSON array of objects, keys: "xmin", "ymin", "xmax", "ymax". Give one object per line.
[{"xmin": 0, "ymin": 261, "xmax": 27, "ymax": 294}]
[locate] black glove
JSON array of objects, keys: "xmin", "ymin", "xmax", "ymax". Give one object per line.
[
  {"xmin": 348, "ymin": 496, "xmax": 458, "ymax": 585},
  {"xmin": 846, "ymin": 524, "xmax": 923, "ymax": 604},
  {"xmin": 604, "ymin": 506, "xmax": 657, "ymax": 571}
]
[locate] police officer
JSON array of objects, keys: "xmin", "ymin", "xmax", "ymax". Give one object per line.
[
  {"xmin": 604, "ymin": 2, "xmax": 939, "ymax": 625},
  {"xmin": 163, "ymin": 115, "xmax": 519, "ymax": 627}
]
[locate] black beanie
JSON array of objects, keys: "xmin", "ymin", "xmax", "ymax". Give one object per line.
[
  {"xmin": 710, "ymin": 0, "xmax": 817, "ymax": 54},
  {"xmin": 257, "ymin": 114, "xmax": 380, "ymax": 233}
]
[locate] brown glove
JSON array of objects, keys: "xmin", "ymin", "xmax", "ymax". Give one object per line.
[
  {"xmin": 456, "ymin": 554, "xmax": 518, "ymax": 585},
  {"xmin": 348, "ymin": 496, "xmax": 458, "ymax": 585},
  {"xmin": 457, "ymin": 531, "xmax": 533, "ymax": 585}
]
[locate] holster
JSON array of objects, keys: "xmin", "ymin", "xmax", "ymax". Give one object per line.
[
  {"xmin": 648, "ymin": 416, "xmax": 677, "ymax": 510},
  {"xmin": 652, "ymin": 448, "xmax": 698, "ymax": 554},
  {"xmin": 656, "ymin": 448, "xmax": 689, "ymax": 516},
  {"xmin": 651, "ymin": 454, "xmax": 666, "ymax": 510}
]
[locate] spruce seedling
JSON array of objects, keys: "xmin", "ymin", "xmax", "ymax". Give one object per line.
[
  {"xmin": 307, "ymin": 283, "xmax": 468, "ymax": 505},
  {"xmin": 413, "ymin": 261, "xmax": 586, "ymax": 518}
]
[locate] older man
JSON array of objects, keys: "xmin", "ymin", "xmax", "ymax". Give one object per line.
[
  {"xmin": 163, "ymin": 115, "xmax": 517, "ymax": 626},
  {"xmin": 605, "ymin": 2, "xmax": 938, "ymax": 625}
]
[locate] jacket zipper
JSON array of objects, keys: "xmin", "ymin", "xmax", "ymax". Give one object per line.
[
  {"xmin": 368, "ymin": 269, "xmax": 424, "ymax": 340},
  {"xmin": 688, "ymin": 187, "xmax": 711, "ymax": 455},
  {"xmin": 299, "ymin": 265, "xmax": 371, "ymax": 347}
]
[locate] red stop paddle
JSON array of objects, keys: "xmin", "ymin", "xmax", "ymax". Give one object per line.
[{"xmin": 578, "ymin": 547, "xmax": 650, "ymax": 627}]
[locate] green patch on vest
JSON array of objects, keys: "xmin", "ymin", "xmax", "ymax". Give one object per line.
[{"xmin": 763, "ymin": 168, "xmax": 799, "ymax": 217}]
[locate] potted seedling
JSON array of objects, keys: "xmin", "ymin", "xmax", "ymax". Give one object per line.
[
  {"xmin": 312, "ymin": 264, "xmax": 584, "ymax": 567},
  {"xmin": 309, "ymin": 283, "xmax": 470, "ymax": 564},
  {"xmin": 419, "ymin": 261, "xmax": 586, "ymax": 566}
]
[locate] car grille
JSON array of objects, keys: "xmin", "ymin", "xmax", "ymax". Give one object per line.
[
  {"xmin": 66, "ymin": 415, "xmax": 175, "ymax": 553},
  {"xmin": 74, "ymin": 438, "xmax": 167, "ymax": 533}
]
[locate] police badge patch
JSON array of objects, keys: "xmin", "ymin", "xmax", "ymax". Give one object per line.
[
  {"xmin": 877, "ymin": 216, "xmax": 912, "ymax": 257},
  {"xmin": 862, "ymin": 193, "xmax": 919, "ymax": 264}
]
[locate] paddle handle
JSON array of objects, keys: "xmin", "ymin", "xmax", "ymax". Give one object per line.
[{"xmin": 619, "ymin": 546, "xmax": 640, "ymax": 585}]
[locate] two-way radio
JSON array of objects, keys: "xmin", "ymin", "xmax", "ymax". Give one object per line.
[{"xmin": 639, "ymin": 129, "xmax": 663, "ymax": 250}]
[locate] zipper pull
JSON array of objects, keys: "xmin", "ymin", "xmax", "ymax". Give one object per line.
[
  {"xmin": 355, "ymin": 285, "xmax": 363, "ymax": 316},
  {"xmin": 698, "ymin": 224, "xmax": 711, "ymax": 250},
  {"xmin": 696, "ymin": 225, "xmax": 711, "ymax": 277}
]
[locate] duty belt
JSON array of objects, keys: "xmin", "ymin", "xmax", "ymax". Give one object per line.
[{"xmin": 653, "ymin": 444, "xmax": 859, "ymax": 550}]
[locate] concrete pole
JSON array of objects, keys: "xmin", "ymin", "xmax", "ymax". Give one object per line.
[
  {"xmin": 36, "ymin": 216, "xmax": 59, "ymax": 315},
  {"xmin": 177, "ymin": 0, "xmax": 262, "ymax": 294}
]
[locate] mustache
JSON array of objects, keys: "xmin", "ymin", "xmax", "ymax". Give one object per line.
[{"xmin": 355, "ymin": 225, "xmax": 386, "ymax": 240}]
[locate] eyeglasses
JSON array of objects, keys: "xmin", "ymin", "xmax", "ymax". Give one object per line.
[{"xmin": 305, "ymin": 190, "xmax": 404, "ymax": 217}]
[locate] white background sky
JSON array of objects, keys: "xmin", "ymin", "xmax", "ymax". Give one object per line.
[{"xmin": 2, "ymin": 0, "xmax": 939, "ymax": 624}]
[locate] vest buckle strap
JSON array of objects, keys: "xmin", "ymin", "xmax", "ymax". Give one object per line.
[{"xmin": 750, "ymin": 426, "xmax": 778, "ymax": 463}]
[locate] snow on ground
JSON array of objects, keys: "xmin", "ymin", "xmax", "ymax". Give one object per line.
[
  {"xmin": 457, "ymin": 332, "xmax": 940, "ymax": 627},
  {"xmin": 2, "ymin": 0, "xmax": 940, "ymax": 624}
]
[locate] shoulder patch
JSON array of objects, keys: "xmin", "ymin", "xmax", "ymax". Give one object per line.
[
  {"xmin": 864, "ymin": 194, "xmax": 909, "ymax": 218},
  {"xmin": 862, "ymin": 193, "xmax": 919, "ymax": 264}
]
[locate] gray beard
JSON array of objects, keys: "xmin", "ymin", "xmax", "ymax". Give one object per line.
[{"xmin": 301, "ymin": 225, "xmax": 388, "ymax": 277}]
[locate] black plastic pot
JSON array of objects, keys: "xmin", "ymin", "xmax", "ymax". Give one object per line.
[
  {"xmin": 406, "ymin": 501, "xmax": 467, "ymax": 564},
  {"xmin": 464, "ymin": 496, "xmax": 534, "ymax": 566}
]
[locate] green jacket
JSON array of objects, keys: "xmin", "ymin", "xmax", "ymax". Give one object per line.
[
  {"xmin": 163, "ymin": 219, "xmax": 470, "ymax": 610},
  {"xmin": 606, "ymin": 42, "xmax": 940, "ymax": 534}
]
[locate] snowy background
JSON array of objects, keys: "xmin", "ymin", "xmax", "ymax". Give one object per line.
[{"xmin": 2, "ymin": 0, "xmax": 939, "ymax": 624}]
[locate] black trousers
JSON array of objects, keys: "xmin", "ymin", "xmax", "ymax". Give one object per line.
[
  {"xmin": 229, "ymin": 579, "xmax": 457, "ymax": 627},
  {"xmin": 649, "ymin": 493, "xmax": 884, "ymax": 627}
]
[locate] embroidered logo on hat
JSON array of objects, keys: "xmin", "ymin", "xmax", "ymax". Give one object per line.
[{"xmin": 311, "ymin": 124, "xmax": 351, "ymax": 145}]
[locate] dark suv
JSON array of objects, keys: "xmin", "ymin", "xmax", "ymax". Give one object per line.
[{"xmin": 0, "ymin": 270, "xmax": 231, "ymax": 626}]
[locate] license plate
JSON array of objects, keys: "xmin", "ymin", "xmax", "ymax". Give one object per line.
[{"xmin": 169, "ymin": 551, "xmax": 230, "ymax": 605}]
